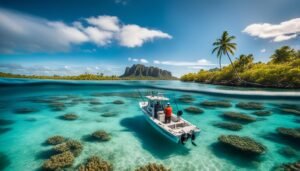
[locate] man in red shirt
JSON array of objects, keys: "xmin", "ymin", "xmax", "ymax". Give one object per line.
[{"xmin": 164, "ymin": 102, "xmax": 172, "ymax": 123}]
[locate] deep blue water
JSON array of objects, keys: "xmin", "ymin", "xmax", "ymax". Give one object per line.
[{"xmin": 0, "ymin": 78, "xmax": 299, "ymax": 171}]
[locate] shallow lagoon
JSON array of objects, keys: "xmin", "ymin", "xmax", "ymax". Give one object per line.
[{"xmin": 0, "ymin": 79, "xmax": 299, "ymax": 171}]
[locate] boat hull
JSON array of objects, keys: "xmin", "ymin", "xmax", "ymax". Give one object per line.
[{"xmin": 142, "ymin": 111, "xmax": 180, "ymax": 143}]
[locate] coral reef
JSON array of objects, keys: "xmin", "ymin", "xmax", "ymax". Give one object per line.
[
  {"xmin": 92, "ymin": 130, "xmax": 111, "ymax": 142},
  {"xmin": 278, "ymin": 147, "xmax": 298, "ymax": 158},
  {"xmin": 60, "ymin": 113, "xmax": 78, "ymax": 121},
  {"xmin": 135, "ymin": 163, "xmax": 170, "ymax": 171},
  {"xmin": 49, "ymin": 102, "xmax": 66, "ymax": 111},
  {"xmin": 78, "ymin": 156, "xmax": 113, "ymax": 171},
  {"xmin": 42, "ymin": 151, "xmax": 74, "ymax": 170},
  {"xmin": 218, "ymin": 135, "xmax": 266, "ymax": 155},
  {"xmin": 112, "ymin": 100, "xmax": 125, "ymax": 104},
  {"xmin": 274, "ymin": 160, "xmax": 300, "ymax": 171},
  {"xmin": 281, "ymin": 108, "xmax": 300, "ymax": 116},
  {"xmin": 252, "ymin": 110, "xmax": 272, "ymax": 116},
  {"xmin": 213, "ymin": 122, "xmax": 243, "ymax": 131},
  {"xmin": 101, "ymin": 112, "xmax": 118, "ymax": 117},
  {"xmin": 200, "ymin": 101, "xmax": 232, "ymax": 108},
  {"xmin": 276, "ymin": 127, "xmax": 300, "ymax": 142},
  {"xmin": 222, "ymin": 112, "xmax": 256, "ymax": 123},
  {"xmin": 14, "ymin": 107, "xmax": 38, "ymax": 114},
  {"xmin": 53, "ymin": 140, "xmax": 83, "ymax": 157},
  {"xmin": 46, "ymin": 136, "xmax": 66, "ymax": 145},
  {"xmin": 184, "ymin": 106, "xmax": 204, "ymax": 114},
  {"xmin": 236, "ymin": 102, "xmax": 264, "ymax": 110},
  {"xmin": 177, "ymin": 95, "xmax": 195, "ymax": 103}
]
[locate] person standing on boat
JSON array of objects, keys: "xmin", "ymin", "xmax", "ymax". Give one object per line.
[
  {"xmin": 164, "ymin": 102, "xmax": 172, "ymax": 123},
  {"xmin": 154, "ymin": 102, "xmax": 161, "ymax": 119}
]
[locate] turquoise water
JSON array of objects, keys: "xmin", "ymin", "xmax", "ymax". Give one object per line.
[{"xmin": 0, "ymin": 78, "xmax": 299, "ymax": 171}]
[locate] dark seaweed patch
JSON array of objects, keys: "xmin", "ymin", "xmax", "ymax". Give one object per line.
[
  {"xmin": 0, "ymin": 127, "xmax": 12, "ymax": 135},
  {"xmin": 14, "ymin": 107, "xmax": 39, "ymax": 114},
  {"xmin": 0, "ymin": 152, "xmax": 10, "ymax": 170},
  {"xmin": 0, "ymin": 119, "xmax": 14, "ymax": 126}
]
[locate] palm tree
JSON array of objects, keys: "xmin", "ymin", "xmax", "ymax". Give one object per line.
[
  {"xmin": 212, "ymin": 31, "xmax": 237, "ymax": 69},
  {"xmin": 212, "ymin": 31, "xmax": 242, "ymax": 81}
]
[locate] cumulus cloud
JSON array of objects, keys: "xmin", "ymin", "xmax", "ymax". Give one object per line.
[
  {"xmin": 0, "ymin": 8, "xmax": 172, "ymax": 53},
  {"xmin": 86, "ymin": 15, "xmax": 120, "ymax": 32},
  {"xmin": 260, "ymin": 48, "xmax": 266, "ymax": 53},
  {"xmin": 153, "ymin": 59, "xmax": 214, "ymax": 66},
  {"xmin": 0, "ymin": 9, "xmax": 88, "ymax": 53},
  {"xmin": 118, "ymin": 24, "xmax": 172, "ymax": 47},
  {"xmin": 243, "ymin": 18, "xmax": 300, "ymax": 42}
]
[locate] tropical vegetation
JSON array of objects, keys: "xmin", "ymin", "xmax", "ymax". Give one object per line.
[{"xmin": 181, "ymin": 45, "xmax": 300, "ymax": 88}]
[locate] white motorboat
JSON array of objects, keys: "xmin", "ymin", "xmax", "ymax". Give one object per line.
[{"xmin": 139, "ymin": 93, "xmax": 200, "ymax": 145}]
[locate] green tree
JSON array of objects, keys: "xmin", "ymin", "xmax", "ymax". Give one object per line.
[
  {"xmin": 271, "ymin": 46, "xmax": 296, "ymax": 63},
  {"xmin": 235, "ymin": 54, "xmax": 254, "ymax": 71}
]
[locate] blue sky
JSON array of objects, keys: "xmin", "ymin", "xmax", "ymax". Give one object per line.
[{"xmin": 0, "ymin": 0, "xmax": 299, "ymax": 77}]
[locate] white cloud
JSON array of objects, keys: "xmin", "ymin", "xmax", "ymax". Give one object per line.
[
  {"xmin": 0, "ymin": 9, "xmax": 88, "ymax": 53},
  {"xmin": 84, "ymin": 26, "xmax": 113, "ymax": 45},
  {"xmin": 0, "ymin": 8, "xmax": 172, "ymax": 53},
  {"xmin": 0, "ymin": 63, "xmax": 122, "ymax": 76},
  {"xmin": 153, "ymin": 59, "xmax": 214, "ymax": 66},
  {"xmin": 86, "ymin": 15, "xmax": 120, "ymax": 32},
  {"xmin": 140, "ymin": 59, "xmax": 148, "ymax": 63},
  {"xmin": 243, "ymin": 18, "xmax": 300, "ymax": 42},
  {"xmin": 260, "ymin": 48, "xmax": 266, "ymax": 53},
  {"xmin": 118, "ymin": 24, "xmax": 172, "ymax": 47},
  {"xmin": 128, "ymin": 57, "xmax": 148, "ymax": 63}
]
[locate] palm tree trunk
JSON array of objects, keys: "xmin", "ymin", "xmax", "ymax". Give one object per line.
[
  {"xmin": 226, "ymin": 52, "xmax": 242, "ymax": 82},
  {"xmin": 219, "ymin": 57, "xmax": 221, "ymax": 69}
]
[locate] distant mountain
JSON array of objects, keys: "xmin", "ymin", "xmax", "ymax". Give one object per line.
[{"xmin": 121, "ymin": 64, "xmax": 176, "ymax": 79}]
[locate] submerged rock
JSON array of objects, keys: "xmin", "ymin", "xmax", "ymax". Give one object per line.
[
  {"xmin": 0, "ymin": 152, "xmax": 10, "ymax": 170},
  {"xmin": 218, "ymin": 135, "xmax": 266, "ymax": 155},
  {"xmin": 177, "ymin": 95, "xmax": 195, "ymax": 103},
  {"xmin": 200, "ymin": 100, "xmax": 232, "ymax": 108},
  {"xmin": 276, "ymin": 127, "xmax": 300, "ymax": 142},
  {"xmin": 184, "ymin": 106, "xmax": 204, "ymax": 114},
  {"xmin": 92, "ymin": 130, "xmax": 111, "ymax": 142},
  {"xmin": 252, "ymin": 110, "xmax": 272, "ymax": 116},
  {"xmin": 78, "ymin": 156, "xmax": 113, "ymax": 171},
  {"xmin": 60, "ymin": 113, "xmax": 78, "ymax": 121},
  {"xmin": 274, "ymin": 160, "xmax": 300, "ymax": 171},
  {"xmin": 135, "ymin": 163, "xmax": 170, "ymax": 171},
  {"xmin": 101, "ymin": 112, "xmax": 118, "ymax": 117},
  {"xmin": 281, "ymin": 108, "xmax": 300, "ymax": 116},
  {"xmin": 0, "ymin": 119, "xmax": 14, "ymax": 126},
  {"xmin": 278, "ymin": 146, "xmax": 298, "ymax": 158},
  {"xmin": 42, "ymin": 151, "xmax": 74, "ymax": 170},
  {"xmin": 213, "ymin": 122, "xmax": 243, "ymax": 131},
  {"xmin": 236, "ymin": 102, "xmax": 264, "ymax": 110},
  {"xmin": 222, "ymin": 112, "xmax": 256, "ymax": 123},
  {"xmin": 53, "ymin": 140, "xmax": 83, "ymax": 157},
  {"xmin": 14, "ymin": 107, "xmax": 38, "ymax": 114},
  {"xmin": 112, "ymin": 100, "xmax": 125, "ymax": 104},
  {"xmin": 46, "ymin": 136, "xmax": 66, "ymax": 145}
]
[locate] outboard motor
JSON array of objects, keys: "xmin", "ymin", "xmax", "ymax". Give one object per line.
[
  {"xmin": 190, "ymin": 131, "xmax": 197, "ymax": 146},
  {"xmin": 180, "ymin": 132, "xmax": 190, "ymax": 145}
]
